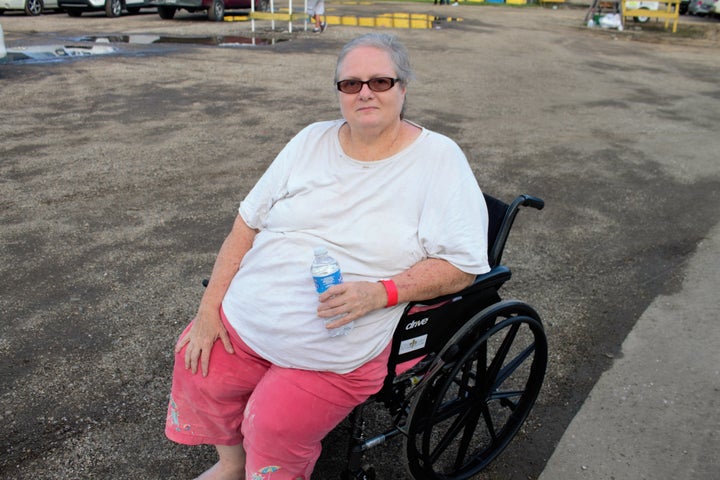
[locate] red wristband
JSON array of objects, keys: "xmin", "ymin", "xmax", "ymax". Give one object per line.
[{"xmin": 379, "ymin": 279, "xmax": 399, "ymax": 308}]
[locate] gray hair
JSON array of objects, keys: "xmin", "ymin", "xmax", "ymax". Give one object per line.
[
  {"xmin": 334, "ymin": 33, "xmax": 416, "ymax": 85},
  {"xmin": 334, "ymin": 33, "xmax": 415, "ymax": 119}
]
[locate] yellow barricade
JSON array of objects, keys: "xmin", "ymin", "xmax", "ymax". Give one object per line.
[
  {"xmin": 229, "ymin": 10, "xmax": 463, "ymax": 31},
  {"xmin": 621, "ymin": 0, "xmax": 680, "ymax": 33},
  {"xmin": 249, "ymin": 11, "xmax": 298, "ymax": 21},
  {"xmin": 324, "ymin": 13, "xmax": 449, "ymax": 29}
]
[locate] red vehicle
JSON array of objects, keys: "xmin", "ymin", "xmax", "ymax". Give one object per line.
[{"xmin": 153, "ymin": 0, "xmax": 268, "ymax": 21}]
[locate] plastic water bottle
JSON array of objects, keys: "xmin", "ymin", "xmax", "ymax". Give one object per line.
[{"xmin": 311, "ymin": 246, "xmax": 353, "ymax": 337}]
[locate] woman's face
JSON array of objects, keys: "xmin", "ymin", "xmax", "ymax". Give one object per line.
[{"xmin": 337, "ymin": 46, "xmax": 406, "ymax": 132}]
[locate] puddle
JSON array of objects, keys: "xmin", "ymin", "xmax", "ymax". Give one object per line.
[
  {"xmin": 0, "ymin": 44, "xmax": 118, "ymax": 64},
  {"xmin": 0, "ymin": 34, "xmax": 287, "ymax": 64}
]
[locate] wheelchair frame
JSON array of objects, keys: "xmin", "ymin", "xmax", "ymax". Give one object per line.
[{"xmin": 342, "ymin": 194, "xmax": 548, "ymax": 480}]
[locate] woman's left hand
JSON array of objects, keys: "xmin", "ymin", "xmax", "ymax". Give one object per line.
[{"xmin": 317, "ymin": 281, "xmax": 387, "ymax": 328}]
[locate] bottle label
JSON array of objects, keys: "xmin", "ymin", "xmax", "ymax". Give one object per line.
[{"xmin": 313, "ymin": 270, "xmax": 343, "ymax": 294}]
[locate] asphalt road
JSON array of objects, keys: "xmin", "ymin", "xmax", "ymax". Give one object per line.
[{"xmin": 1, "ymin": 3, "xmax": 719, "ymax": 479}]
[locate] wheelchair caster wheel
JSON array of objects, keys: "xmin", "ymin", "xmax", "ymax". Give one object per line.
[
  {"xmin": 352, "ymin": 466, "xmax": 375, "ymax": 480},
  {"xmin": 343, "ymin": 465, "xmax": 376, "ymax": 480},
  {"xmin": 362, "ymin": 466, "xmax": 376, "ymax": 480}
]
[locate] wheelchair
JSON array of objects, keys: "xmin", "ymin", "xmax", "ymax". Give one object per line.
[{"xmin": 342, "ymin": 193, "xmax": 548, "ymax": 480}]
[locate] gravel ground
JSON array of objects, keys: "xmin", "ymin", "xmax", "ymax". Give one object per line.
[{"xmin": 1, "ymin": 3, "xmax": 719, "ymax": 479}]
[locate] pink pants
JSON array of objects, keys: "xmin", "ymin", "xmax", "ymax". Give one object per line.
[{"xmin": 165, "ymin": 310, "xmax": 390, "ymax": 479}]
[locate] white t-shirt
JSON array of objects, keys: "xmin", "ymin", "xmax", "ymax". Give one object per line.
[{"xmin": 221, "ymin": 120, "xmax": 490, "ymax": 373}]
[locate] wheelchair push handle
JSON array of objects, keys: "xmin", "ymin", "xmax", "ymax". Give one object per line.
[
  {"xmin": 520, "ymin": 194, "xmax": 544, "ymax": 211},
  {"xmin": 488, "ymin": 193, "xmax": 545, "ymax": 268}
]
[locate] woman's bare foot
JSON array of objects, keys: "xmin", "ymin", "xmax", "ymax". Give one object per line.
[
  {"xmin": 195, "ymin": 444, "xmax": 246, "ymax": 480},
  {"xmin": 194, "ymin": 460, "xmax": 244, "ymax": 480}
]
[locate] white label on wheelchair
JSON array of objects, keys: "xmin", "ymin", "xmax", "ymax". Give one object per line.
[{"xmin": 398, "ymin": 334, "xmax": 428, "ymax": 355}]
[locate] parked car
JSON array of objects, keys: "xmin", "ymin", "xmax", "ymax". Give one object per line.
[
  {"xmin": 687, "ymin": 0, "xmax": 717, "ymax": 15},
  {"xmin": 58, "ymin": 0, "xmax": 152, "ymax": 17},
  {"xmin": 0, "ymin": 0, "xmax": 60, "ymax": 15},
  {"xmin": 153, "ymin": 0, "xmax": 267, "ymax": 21}
]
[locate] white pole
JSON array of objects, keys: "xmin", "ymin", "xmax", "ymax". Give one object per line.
[
  {"xmin": 271, "ymin": 0, "xmax": 275, "ymax": 31},
  {"xmin": 304, "ymin": 0, "xmax": 308, "ymax": 31},
  {"xmin": 288, "ymin": 0, "xmax": 293, "ymax": 33},
  {"xmin": 251, "ymin": 0, "xmax": 255, "ymax": 33}
]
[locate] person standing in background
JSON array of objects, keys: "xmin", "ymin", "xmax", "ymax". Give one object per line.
[{"xmin": 307, "ymin": 0, "xmax": 327, "ymax": 32}]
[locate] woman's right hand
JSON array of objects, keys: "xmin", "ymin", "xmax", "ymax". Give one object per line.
[
  {"xmin": 175, "ymin": 307, "xmax": 234, "ymax": 377},
  {"xmin": 173, "ymin": 214, "xmax": 255, "ymax": 377}
]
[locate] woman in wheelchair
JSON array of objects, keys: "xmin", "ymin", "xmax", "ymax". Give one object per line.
[{"xmin": 165, "ymin": 33, "xmax": 491, "ymax": 480}]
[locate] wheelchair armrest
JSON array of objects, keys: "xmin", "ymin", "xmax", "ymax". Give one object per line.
[
  {"xmin": 470, "ymin": 265, "xmax": 512, "ymax": 291},
  {"xmin": 404, "ymin": 265, "xmax": 511, "ymax": 312}
]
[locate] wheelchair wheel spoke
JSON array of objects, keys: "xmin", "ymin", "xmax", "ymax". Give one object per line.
[
  {"xmin": 493, "ymin": 343, "xmax": 536, "ymax": 392},
  {"xmin": 453, "ymin": 403, "xmax": 484, "ymax": 470},
  {"xmin": 489, "ymin": 388, "xmax": 525, "ymax": 409},
  {"xmin": 485, "ymin": 322, "xmax": 520, "ymax": 387},
  {"xmin": 421, "ymin": 396, "xmax": 470, "ymax": 426},
  {"xmin": 425, "ymin": 408, "xmax": 469, "ymax": 464},
  {"xmin": 479, "ymin": 402, "xmax": 497, "ymax": 442},
  {"xmin": 426, "ymin": 390, "xmax": 482, "ymax": 466}
]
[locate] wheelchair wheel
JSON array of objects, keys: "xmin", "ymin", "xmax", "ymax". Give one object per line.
[{"xmin": 404, "ymin": 300, "xmax": 547, "ymax": 480}]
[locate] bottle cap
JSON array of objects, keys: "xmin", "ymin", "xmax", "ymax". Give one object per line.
[{"xmin": 314, "ymin": 246, "xmax": 328, "ymax": 256}]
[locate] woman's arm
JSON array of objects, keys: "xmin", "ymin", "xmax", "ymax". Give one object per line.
[
  {"xmin": 175, "ymin": 214, "xmax": 258, "ymax": 377},
  {"xmin": 318, "ymin": 258, "xmax": 475, "ymax": 328},
  {"xmin": 388, "ymin": 257, "xmax": 476, "ymax": 303}
]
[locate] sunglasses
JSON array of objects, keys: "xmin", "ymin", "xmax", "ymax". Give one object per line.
[{"xmin": 336, "ymin": 77, "xmax": 401, "ymax": 94}]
